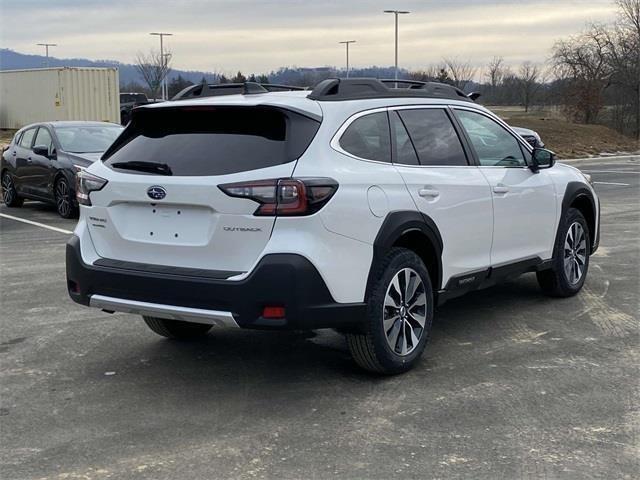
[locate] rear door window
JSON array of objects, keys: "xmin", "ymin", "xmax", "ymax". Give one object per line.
[
  {"xmin": 397, "ymin": 109, "xmax": 468, "ymax": 166},
  {"xmin": 103, "ymin": 106, "xmax": 320, "ymax": 176},
  {"xmin": 390, "ymin": 111, "xmax": 419, "ymax": 166},
  {"xmin": 339, "ymin": 112, "xmax": 391, "ymax": 162}
]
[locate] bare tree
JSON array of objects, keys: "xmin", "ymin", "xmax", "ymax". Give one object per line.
[
  {"xmin": 518, "ymin": 62, "xmax": 542, "ymax": 112},
  {"xmin": 135, "ymin": 49, "xmax": 172, "ymax": 101},
  {"xmin": 408, "ymin": 65, "xmax": 441, "ymax": 82},
  {"xmin": 552, "ymin": 27, "xmax": 613, "ymax": 123},
  {"xmin": 442, "ymin": 58, "xmax": 477, "ymax": 90},
  {"xmin": 617, "ymin": 0, "xmax": 640, "ymax": 34},
  {"xmin": 485, "ymin": 56, "xmax": 505, "ymax": 89},
  {"xmin": 614, "ymin": 0, "xmax": 640, "ymax": 138}
]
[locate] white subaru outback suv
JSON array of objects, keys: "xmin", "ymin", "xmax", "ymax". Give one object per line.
[{"xmin": 66, "ymin": 78, "xmax": 600, "ymax": 374}]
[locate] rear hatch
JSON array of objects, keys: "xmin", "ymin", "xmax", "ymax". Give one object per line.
[{"xmin": 87, "ymin": 104, "xmax": 320, "ymax": 274}]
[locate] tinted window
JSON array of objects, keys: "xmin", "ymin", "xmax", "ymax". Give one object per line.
[
  {"xmin": 34, "ymin": 128, "xmax": 53, "ymax": 152},
  {"xmin": 103, "ymin": 106, "xmax": 320, "ymax": 176},
  {"xmin": 397, "ymin": 109, "xmax": 467, "ymax": 166},
  {"xmin": 120, "ymin": 93, "xmax": 147, "ymax": 103},
  {"xmin": 339, "ymin": 112, "xmax": 391, "ymax": 162},
  {"xmin": 455, "ymin": 110, "xmax": 526, "ymax": 167},
  {"xmin": 19, "ymin": 128, "xmax": 36, "ymax": 148},
  {"xmin": 391, "ymin": 111, "xmax": 419, "ymax": 165},
  {"xmin": 54, "ymin": 125, "xmax": 123, "ymax": 153}
]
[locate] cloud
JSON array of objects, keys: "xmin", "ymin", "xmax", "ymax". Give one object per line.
[{"xmin": 1, "ymin": 0, "xmax": 618, "ymax": 73}]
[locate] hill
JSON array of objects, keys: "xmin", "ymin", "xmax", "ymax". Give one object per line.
[{"xmin": 0, "ymin": 48, "xmax": 217, "ymax": 85}]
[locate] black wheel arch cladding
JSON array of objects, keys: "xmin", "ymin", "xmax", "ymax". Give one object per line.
[
  {"xmin": 560, "ymin": 181, "xmax": 598, "ymax": 254},
  {"xmin": 368, "ymin": 211, "xmax": 443, "ymax": 293}
]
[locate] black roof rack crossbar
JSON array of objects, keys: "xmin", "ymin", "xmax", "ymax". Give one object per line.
[
  {"xmin": 308, "ymin": 78, "xmax": 473, "ymax": 102},
  {"xmin": 171, "ymin": 82, "xmax": 307, "ymax": 100},
  {"xmin": 379, "ymin": 79, "xmax": 433, "ymax": 89}
]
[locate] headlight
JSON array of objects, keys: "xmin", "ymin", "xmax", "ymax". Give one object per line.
[{"xmin": 76, "ymin": 171, "xmax": 107, "ymax": 206}]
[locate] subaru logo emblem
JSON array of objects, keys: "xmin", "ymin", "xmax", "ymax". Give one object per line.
[{"xmin": 147, "ymin": 186, "xmax": 167, "ymax": 200}]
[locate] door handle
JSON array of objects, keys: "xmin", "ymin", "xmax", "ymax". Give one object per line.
[
  {"xmin": 419, "ymin": 188, "xmax": 440, "ymax": 198},
  {"xmin": 493, "ymin": 185, "xmax": 509, "ymax": 194}
]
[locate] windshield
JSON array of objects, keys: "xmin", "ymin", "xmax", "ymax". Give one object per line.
[{"xmin": 54, "ymin": 125, "xmax": 124, "ymax": 153}]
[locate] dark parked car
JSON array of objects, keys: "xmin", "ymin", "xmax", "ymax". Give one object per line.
[
  {"xmin": 511, "ymin": 126, "xmax": 545, "ymax": 148},
  {"xmin": 119, "ymin": 92, "xmax": 149, "ymax": 125},
  {"xmin": 1, "ymin": 121, "xmax": 123, "ymax": 218}
]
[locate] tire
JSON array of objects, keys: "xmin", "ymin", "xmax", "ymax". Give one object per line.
[
  {"xmin": 143, "ymin": 316, "xmax": 212, "ymax": 339},
  {"xmin": 2, "ymin": 172, "xmax": 24, "ymax": 207},
  {"xmin": 54, "ymin": 177, "xmax": 78, "ymax": 218},
  {"xmin": 346, "ymin": 247, "xmax": 434, "ymax": 374},
  {"xmin": 537, "ymin": 207, "xmax": 590, "ymax": 297}
]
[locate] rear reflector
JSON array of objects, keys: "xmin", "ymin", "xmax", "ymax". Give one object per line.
[
  {"xmin": 262, "ymin": 306, "xmax": 286, "ymax": 319},
  {"xmin": 67, "ymin": 280, "xmax": 80, "ymax": 294}
]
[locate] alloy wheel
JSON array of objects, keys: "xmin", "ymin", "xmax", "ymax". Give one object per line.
[
  {"xmin": 2, "ymin": 174, "xmax": 15, "ymax": 205},
  {"xmin": 56, "ymin": 179, "xmax": 71, "ymax": 217},
  {"xmin": 383, "ymin": 268, "xmax": 427, "ymax": 356},
  {"xmin": 563, "ymin": 221, "xmax": 587, "ymax": 285}
]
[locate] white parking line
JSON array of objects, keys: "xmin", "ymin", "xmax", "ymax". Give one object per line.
[
  {"xmin": 0, "ymin": 213, "xmax": 73, "ymax": 234},
  {"xmin": 584, "ymin": 170, "xmax": 640, "ymax": 174},
  {"xmin": 593, "ymin": 181, "xmax": 631, "ymax": 186}
]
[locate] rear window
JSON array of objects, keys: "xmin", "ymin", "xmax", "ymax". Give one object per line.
[
  {"xmin": 339, "ymin": 112, "xmax": 391, "ymax": 162},
  {"xmin": 103, "ymin": 106, "xmax": 320, "ymax": 176}
]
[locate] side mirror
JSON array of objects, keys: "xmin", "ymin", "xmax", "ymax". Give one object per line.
[
  {"xmin": 33, "ymin": 145, "xmax": 50, "ymax": 158},
  {"xmin": 530, "ymin": 148, "xmax": 556, "ymax": 171}
]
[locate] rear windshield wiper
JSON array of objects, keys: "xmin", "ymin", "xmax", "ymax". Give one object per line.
[{"xmin": 110, "ymin": 161, "xmax": 173, "ymax": 176}]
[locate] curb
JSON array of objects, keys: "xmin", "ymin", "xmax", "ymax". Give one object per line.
[{"xmin": 559, "ymin": 154, "xmax": 640, "ymax": 164}]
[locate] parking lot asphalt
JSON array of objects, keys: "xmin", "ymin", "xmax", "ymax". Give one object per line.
[{"xmin": 1, "ymin": 157, "xmax": 638, "ymax": 480}]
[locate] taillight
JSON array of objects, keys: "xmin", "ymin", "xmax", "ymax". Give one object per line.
[
  {"xmin": 218, "ymin": 178, "xmax": 338, "ymax": 216},
  {"xmin": 76, "ymin": 171, "xmax": 108, "ymax": 206}
]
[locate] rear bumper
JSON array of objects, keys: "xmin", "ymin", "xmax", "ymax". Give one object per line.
[{"xmin": 66, "ymin": 236, "xmax": 366, "ymax": 330}]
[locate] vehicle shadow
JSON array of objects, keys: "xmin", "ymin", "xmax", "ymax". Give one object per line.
[{"xmin": 92, "ymin": 273, "xmax": 557, "ymax": 388}]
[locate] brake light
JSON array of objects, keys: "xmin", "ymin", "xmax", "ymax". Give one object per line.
[
  {"xmin": 218, "ymin": 178, "xmax": 338, "ymax": 216},
  {"xmin": 76, "ymin": 171, "xmax": 108, "ymax": 206}
]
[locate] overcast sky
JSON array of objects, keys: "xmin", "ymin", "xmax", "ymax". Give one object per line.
[{"xmin": 0, "ymin": 0, "xmax": 619, "ymax": 74}]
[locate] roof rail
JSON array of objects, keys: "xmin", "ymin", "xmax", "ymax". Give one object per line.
[
  {"xmin": 171, "ymin": 82, "xmax": 306, "ymax": 101},
  {"xmin": 308, "ymin": 78, "xmax": 473, "ymax": 102}
]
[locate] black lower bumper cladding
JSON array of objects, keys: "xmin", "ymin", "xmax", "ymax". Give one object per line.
[{"xmin": 66, "ymin": 236, "xmax": 365, "ymax": 330}]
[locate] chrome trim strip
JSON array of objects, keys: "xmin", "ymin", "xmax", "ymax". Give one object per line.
[{"xmin": 89, "ymin": 294, "xmax": 240, "ymax": 328}]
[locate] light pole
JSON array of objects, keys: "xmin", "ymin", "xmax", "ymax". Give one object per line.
[
  {"xmin": 37, "ymin": 43, "xmax": 57, "ymax": 67},
  {"xmin": 339, "ymin": 41, "xmax": 356, "ymax": 78},
  {"xmin": 383, "ymin": 10, "xmax": 410, "ymax": 82},
  {"xmin": 150, "ymin": 32, "xmax": 173, "ymax": 100}
]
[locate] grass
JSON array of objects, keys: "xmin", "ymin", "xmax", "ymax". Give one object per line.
[
  {"xmin": 0, "ymin": 129, "xmax": 16, "ymax": 148},
  {"xmin": 492, "ymin": 107, "xmax": 640, "ymax": 159}
]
